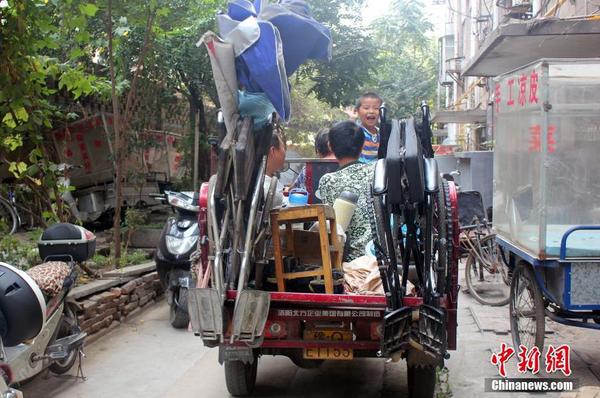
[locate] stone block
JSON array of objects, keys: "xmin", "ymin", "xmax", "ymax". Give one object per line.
[
  {"xmin": 120, "ymin": 280, "xmax": 138, "ymax": 295},
  {"xmin": 122, "ymin": 302, "xmax": 138, "ymax": 315},
  {"xmin": 89, "ymin": 291, "xmax": 115, "ymax": 304}
]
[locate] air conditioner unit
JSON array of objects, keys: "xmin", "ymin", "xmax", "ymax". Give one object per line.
[{"xmin": 497, "ymin": 0, "xmax": 533, "ymax": 19}]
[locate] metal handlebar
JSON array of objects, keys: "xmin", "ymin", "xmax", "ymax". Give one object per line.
[{"xmin": 559, "ymin": 225, "xmax": 600, "ymax": 260}]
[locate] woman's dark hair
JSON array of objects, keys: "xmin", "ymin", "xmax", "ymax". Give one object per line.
[
  {"xmin": 314, "ymin": 128, "xmax": 331, "ymax": 157},
  {"xmin": 271, "ymin": 132, "xmax": 284, "ymax": 149},
  {"xmin": 328, "ymin": 121, "xmax": 364, "ymax": 160}
]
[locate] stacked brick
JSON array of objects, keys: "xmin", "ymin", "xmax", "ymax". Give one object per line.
[{"xmin": 75, "ymin": 271, "xmax": 164, "ymax": 337}]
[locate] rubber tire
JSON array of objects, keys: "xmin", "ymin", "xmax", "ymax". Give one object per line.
[
  {"xmin": 464, "ymin": 234, "xmax": 510, "ymax": 307},
  {"xmin": 0, "ymin": 198, "xmax": 18, "ymax": 236},
  {"xmin": 509, "ymin": 263, "xmax": 545, "ymax": 351},
  {"xmin": 407, "ymin": 365, "xmax": 437, "ymax": 398},
  {"xmin": 170, "ymin": 288, "xmax": 190, "ymax": 329},
  {"xmin": 49, "ymin": 304, "xmax": 81, "ymax": 374},
  {"xmin": 224, "ymin": 358, "xmax": 258, "ymax": 396},
  {"xmin": 434, "ymin": 176, "xmax": 449, "ymax": 296}
]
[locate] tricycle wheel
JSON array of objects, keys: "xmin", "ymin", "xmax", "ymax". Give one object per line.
[
  {"xmin": 407, "ymin": 365, "xmax": 436, "ymax": 398},
  {"xmin": 224, "ymin": 357, "xmax": 258, "ymax": 396},
  {"xmin": 510, "ymin": 263, "xmax": 545, "ymax": 350},
  {"xmin": 170, "ymin": 288, "xmax": 190, "ymax": 329}
]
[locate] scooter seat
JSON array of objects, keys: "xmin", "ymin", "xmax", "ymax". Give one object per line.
[{"xmin": 26, "ymin": 261, "xmax": 71, "ymax": 298}]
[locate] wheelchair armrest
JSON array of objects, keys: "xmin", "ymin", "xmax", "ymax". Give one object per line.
[{"xmin": 372, "ymin": 159, "xmax": 387, "ymax": 196}]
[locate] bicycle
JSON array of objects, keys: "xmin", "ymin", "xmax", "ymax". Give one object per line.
[
  {"xmin": 458, "ymin": 191, "xmax": 511, "ymax": 306},
  {"xmin": 0, "ymin": 185, "xmax": 19, "ymax": 236}
]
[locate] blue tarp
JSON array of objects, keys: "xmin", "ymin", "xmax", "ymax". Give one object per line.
[{"xmin": 216, "ymin": 0, "xmax": 331, "ymax": 122}]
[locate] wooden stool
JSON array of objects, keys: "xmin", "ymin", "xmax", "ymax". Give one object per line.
[{"xmin": 270, "ymin": 205, "xmax": 342, "ymax": 294}]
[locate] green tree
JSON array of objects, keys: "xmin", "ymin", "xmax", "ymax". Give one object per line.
[
  {"xmin": 368, "ymin": 0, "xmax": 438, "ymax": 118},
  {"xmin": 0, "ymin": 0, "xmax": 110, "ymax": 223},
  {"xmin": 297, "ymin": 0, "xmax": 377, "ymax": 108}
]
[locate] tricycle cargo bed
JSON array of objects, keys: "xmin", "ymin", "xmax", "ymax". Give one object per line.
[
  {"xmin": 226, "ymin": 290, "xmax": 442, "ymax": 308},
  {"xmin": 223, "ymin": 290, "xmax": 456, "ymax": 353}
]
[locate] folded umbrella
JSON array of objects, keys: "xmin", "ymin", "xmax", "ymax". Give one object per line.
[{"xmin": 259, "ymin": 0, "xmax": 332, "ymax": 76}]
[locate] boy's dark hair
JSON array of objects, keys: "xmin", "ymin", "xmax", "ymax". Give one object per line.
[
  {"xmin": 328, "ymin": 121, "xmax": 364, "ymax": 160},
  {"xmin": 355, "ymin": 92, "xmax": 383, "ymax": 110},
  {"xmin": 314, "ymin": 128, "xmax": 331, "ymax": 157}
]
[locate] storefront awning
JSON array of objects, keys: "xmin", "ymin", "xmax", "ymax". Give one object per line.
[
  {"xmin": 462, "ymin": 18, "xmax": 600, "ymax": 77},
  {"xmin": 432, "ymin": 109, "xmax": 487, "ymax": 124}
]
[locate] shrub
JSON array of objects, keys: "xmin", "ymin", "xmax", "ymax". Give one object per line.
[{"xmin": 0, "ymin": 235, "xmax": 39, "ymax": 270}]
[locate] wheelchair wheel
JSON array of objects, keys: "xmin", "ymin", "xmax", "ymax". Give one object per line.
[
  {"xmin": 510, "ymin": 263, "xmax": 545, "ymax": 350},
  {"xmin": 431, "ymin": 177, "xmax": 452, "ymax": 296},
  {"xmin": 465, "ymin": 234, "xmax": 510, "ymax": 306}
]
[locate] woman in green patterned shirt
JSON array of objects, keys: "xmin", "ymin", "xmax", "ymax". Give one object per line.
[{"xmin": 318, "ymin": 121, "xmax": 375, "ymax": 261}]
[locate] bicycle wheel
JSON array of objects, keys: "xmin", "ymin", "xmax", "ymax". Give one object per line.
[
  {"xmin": 510, "ymin": 262, "xmax": 545, "ymax": 351},
  {"xmin": 0, "ymin": 198, "xmax": 18, "ymax": 236},
  {"xmin": 465, "ymin": 234, "xmax": 510, "ymax": 306}
]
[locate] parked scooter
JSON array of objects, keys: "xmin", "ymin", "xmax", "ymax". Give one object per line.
[
  {"xmin": 0, "ymin": 223, "xmax": 96, "ymax": 396},
  {"xmin": 154, "ymin": 190, "xmax": 200, "ymax": 328}
]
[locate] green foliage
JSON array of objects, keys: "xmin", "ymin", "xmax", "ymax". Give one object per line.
[
  {"xmin": 27, "ymin": 227, "xmax": 44, "ymax": 241},
  {"xmin": 124, "ymin": 208, "xmax": 147, "ymax": 229},
  {"xmin": 368, "ymin": 0, "xmax": 438, "ymax": 118},
  {"xmin": 91, "ymin": 248, "xmax": 149, "ymax": 268},
  {"xmin": 0, "ymin": 0, "xmax": 110, "ymax": 154},
  {"xmin": 0, "ymin": 235, "xmax": 39, "ymax": 271},
  {"xmin": 298, "ymin": 0, "xmax": 377, "ymax": 107},
  {"xmin": 286, "ymin": 80, "xmax": 346, "ymax": 146},
  {"xmin": 294, "ymin": 0, "xmax": 437, "ymax": 120}
]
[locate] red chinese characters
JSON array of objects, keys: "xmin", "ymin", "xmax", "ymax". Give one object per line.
[
  {"xmin": 528, "ymin": 124, "xmax": 557, "ymax": 153},
  {"xmin": 528, "ymin": 125, "xmax": 541, "ymax": 152},
  {"xmin": 492, "ymin": 343, "xmax": 572, "ymax": 378},
  {"xmin": 75, "ymin": 128, "xmax": 92, "ymax": 172},
  {"xmin": 497, "ymin": 68, "xmax": 540, "ymax": 112},
  {"xmin": 491, "ymin": 343, "xmax": 515, "ymax": 377},
  {"xmin": 530, "ymin": 69, "xmax": 539, "ymax": 104},
  {"xmin": 494, "ymin": 83, "xmax": 502, "ymax": 113},
  {"xmin": 545, "ymin": 344, "xmax": 572, "ymax": 376},
  {"xmin": 518, "ymin": 74, "xmax": 527, "ymax": 106},
  {"xmin": 517, "ymin": 345, "xmax": 541, "ymax": 374},
  {"xmin": 506, "ymin": 78, "xmax": 515, "ymax": 106}
]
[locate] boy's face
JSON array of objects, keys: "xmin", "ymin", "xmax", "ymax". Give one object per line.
[{"xmin": 357, "ymin": 97, "xmax": 382, "ymax": 131}]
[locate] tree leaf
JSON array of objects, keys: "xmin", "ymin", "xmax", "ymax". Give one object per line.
[
  {"xmin": 69, "ymin": 48, "xmax": 85, "ymax": 59},
  {"xmin": 79, "ymin": 3, "xmax": 98, "ymax": 16},
  {"xmin": 157, "ymin": 7, "xmax": 170, "ymax": 17}
]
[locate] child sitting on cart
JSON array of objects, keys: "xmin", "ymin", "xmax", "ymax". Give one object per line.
[{"xmin": 318, "ymin": 121, "xmax": 375, "ymax": 262}]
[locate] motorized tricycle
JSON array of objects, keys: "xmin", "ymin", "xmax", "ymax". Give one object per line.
[
  {"xmin": 493, "ymin": 59, "xmax": 600, "ymax": 351},
  {"xmin": 187, "ymin": 2, "xmax": 460, "ymax": 397}
]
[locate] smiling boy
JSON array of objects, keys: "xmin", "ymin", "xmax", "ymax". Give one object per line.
[{"xmin": 355, "ymin": 92, "xmax": 383, "ymax": 163}]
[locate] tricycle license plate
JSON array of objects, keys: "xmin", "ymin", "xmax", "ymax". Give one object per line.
[
  {"xmin": 303, "ymin": 347, "xmax": 353, "ymax": 360},
  {"xmin": 303, "ymin": 329, "xmax": 353, "ymax": 360}
]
